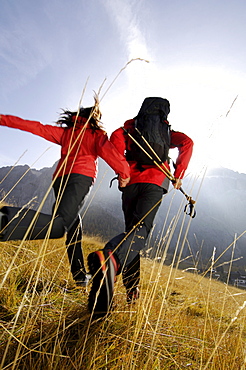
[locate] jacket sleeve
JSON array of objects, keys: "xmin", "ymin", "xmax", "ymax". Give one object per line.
[
  {"xmin": 170, "ymin": 131, "xmax": 194, "ymax": 179},
  {"xmin": 110, "ymin": 127, "xmax": 126, "ymax": 156},
  {"xmin": 0, "ymin": 115, "xmax": 64, "ymax": 145},
  {"xmin": 95, "ymin": 131, "xmax": 130, "ymax": 179}
]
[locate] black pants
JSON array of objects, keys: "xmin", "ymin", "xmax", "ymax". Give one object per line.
[
  {"xmin": 1, "ymin": 173, "xmax": 93, "ymax": 281},
  {"xmin": 105, "ymin": 183, "xmax": 164, "ymax": 291},
  {"xmin": 53, "ymin": 174, "xmax": 93, "ymax": 280}
]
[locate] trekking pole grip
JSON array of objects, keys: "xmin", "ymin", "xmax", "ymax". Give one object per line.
[{"xmin": 179, "ymin": 187, "xmax": 196, "ymax": 204}]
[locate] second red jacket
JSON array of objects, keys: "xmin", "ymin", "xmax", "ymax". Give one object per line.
[{"xmin": 110, "ymin": 119, "xmax": 193, "ymax": 188}]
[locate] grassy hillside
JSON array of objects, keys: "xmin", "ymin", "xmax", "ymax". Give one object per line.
[{"xmin": 0, "ymin": 236, "xmax": 246, "ymax": 369}]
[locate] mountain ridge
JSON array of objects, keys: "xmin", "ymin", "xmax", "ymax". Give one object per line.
[{"xmin": 0, "ymin": 161, "xmax": 245, "ymax": 269}]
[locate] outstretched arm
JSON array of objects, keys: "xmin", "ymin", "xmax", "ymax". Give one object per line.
[{"xmin": 0, "ymin": 114, "xmax": 64, "ymax": 145}]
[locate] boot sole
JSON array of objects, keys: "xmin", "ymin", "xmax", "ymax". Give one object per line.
[{"xmin": 88, "ymin": 250, "xmax": 114, "ymax": 317}]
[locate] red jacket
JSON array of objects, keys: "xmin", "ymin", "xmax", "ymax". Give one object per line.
[
  {"xmin": 110, "ymin": 119, "xmax": 193, "ymax": 187},
  {"xmin": 0, "ymin": 115, "xmax": 130, "ymax": 180}
]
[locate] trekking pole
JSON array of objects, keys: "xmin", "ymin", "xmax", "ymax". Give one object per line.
[{"xmin": 122, "ymin": 127, "xmax": 196, "ymax": 218}]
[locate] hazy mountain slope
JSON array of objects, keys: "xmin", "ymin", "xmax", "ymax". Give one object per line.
[{"xmin": 0, "ymin": 161, "xmax": 245, "ymax": 267}]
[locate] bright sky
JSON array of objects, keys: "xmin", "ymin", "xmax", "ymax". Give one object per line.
[{"xmin": 0, "ymin": 0, "xmax": 245, "ymax": 175}]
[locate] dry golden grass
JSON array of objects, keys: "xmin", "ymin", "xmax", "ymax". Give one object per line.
[
  {"xmin": 0, "ymin": 235, "xmax": 246, "ymax": 370},
  {"xmin": 1, "ymin": 66, "xmax": 244, "ymax": 369}
]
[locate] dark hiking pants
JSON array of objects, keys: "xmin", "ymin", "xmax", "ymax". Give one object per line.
[
  {"xmin": 1, "ymin": 173, "xmax": 93, "ymax": 281},
  {"xmin": 104, "ymin": 183, "xmax": 164, "ymax": 291},
  {"xmin": 53, "ymin": 174, "xmax": 93, "ymax": 280}
]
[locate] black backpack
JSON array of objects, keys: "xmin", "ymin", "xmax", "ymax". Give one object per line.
[{"xmin": 126, "ymin": 97, "xmax": 171, "ymax": 166}]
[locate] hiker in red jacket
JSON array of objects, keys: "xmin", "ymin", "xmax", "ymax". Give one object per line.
[
  {"xmin": 0, "ymin": 99, "xmax": 130, "ymax": 287},
  {"xmin": 87, "ymin": 97, "xmax": 193, "ymax": 317}
]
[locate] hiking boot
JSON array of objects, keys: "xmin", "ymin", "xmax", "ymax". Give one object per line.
[
  {"xmin": 0, "ymin": 210, "xmax": 8, "ymax": 240},
  {"xmin": 127, "ymin": 286, "xmax": 140, "ymax": 304},
  {"xmin": 88, "ymin": 249, "xmax": 118, "ymax": 318},
  {"xmin": 75, "ymin": 274, "xmax": 92, "ymax": 288}
]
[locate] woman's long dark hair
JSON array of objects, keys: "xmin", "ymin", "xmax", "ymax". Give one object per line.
[{"xmin": 57, "ymin": 107, "xmax": 103, "ymax": 131}]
